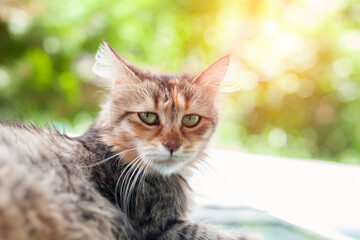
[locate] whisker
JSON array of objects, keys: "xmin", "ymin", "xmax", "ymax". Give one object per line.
[
  {"xmin": 194, "ymin": 160, "xmax": 213, "ymax": 176},
  {"xmin": 125, "ymin": 155, "xmax": 150, "ymax": 214},
  {"xmin": 119, "ymin": 156, "xmax": 144, "ymax": 212},
  {"xmin": 84, "ymin": 147, "xmax": 139, "ymax": 168},
  {"xmin": 115, "ymin": 156, "xmax": 141, "ymax": 206},
  {"xmin": 123, "ymin": 155, "xmax": 146, "ymax": 214},
  {"xmin": 200, "ymin": 155, "xmax": 220, "ymax": 177},
  {"xmin": 120, "ymin": 158, "xmax": 141, "ymax": 200},
  {"xmin": 118, "ymin": 157, "xmax": 141, "ymax": 205},
  {"xmin": 135, "ymin": 156, "xmax": 152, "ymax": 204},
  {"xmin": 115, "ymin": 164, "xmax": 132, "ymax": 206}
]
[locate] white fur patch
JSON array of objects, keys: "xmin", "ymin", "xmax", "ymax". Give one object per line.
[
  {"xmin": 140, "ymin": 143, "xmax": 198, "ymax": 176},
  {"xmin": 93, "ymin": 42, "xmax": 115, "ymax": 80},
  {"xmin": 92, "ymin": 41, "xmax": 139, "ymax": 85}
]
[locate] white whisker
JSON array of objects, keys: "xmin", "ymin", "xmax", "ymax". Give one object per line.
[
  {"xmin": 115, "ymin": 156, "xmax": 141, "ymax": 206},
  {"xmin": 135, "ymin": 156, "xmax": 152, "ymax": 202},
  {"xmin": 125, "ymin": 155, "xmax": 150, "ymax": 214},
  {"xmin": 200, "ymin": 155, "xmax": 220, "ymax": 177},
  {"xmin": 84, "ymin": 147, "xmax": 139, "ymax": 168},
  {"xmin": 120, "ymin": 158, "xmax": 140, "ymax": 199},
  {"xmin": 123, "ymin": 154, "xmax": 146, "ymax": 215}
]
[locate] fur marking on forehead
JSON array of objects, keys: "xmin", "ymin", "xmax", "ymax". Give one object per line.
[{"xmin": 93, "ymin": 40, "xmax": 231, "ymax": 117}]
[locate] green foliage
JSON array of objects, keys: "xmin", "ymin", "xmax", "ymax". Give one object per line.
[{"xmin": 1, "ymin": 0, "xmax": 360, "ymax": 164}]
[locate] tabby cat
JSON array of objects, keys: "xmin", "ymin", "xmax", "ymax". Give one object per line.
[{"xmin": 0, "ymin": 41, "xmax": 257, "ymax": 240}]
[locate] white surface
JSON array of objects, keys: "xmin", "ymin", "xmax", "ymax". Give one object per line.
[{"xmin": 190, "ymin": 148, "xmax": 360, "ymax": 239}]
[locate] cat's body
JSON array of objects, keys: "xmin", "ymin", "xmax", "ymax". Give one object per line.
[
  {"xmin": 0, "ymin": 122, "xmax": 138, "ymax": 240},
  {"xmin": 0, "ymin": 41, "xmax": 257, "ymax": 240},
  {"xmin": 81, "ymin": 129, "xmax": 250, "ymax": 240}
]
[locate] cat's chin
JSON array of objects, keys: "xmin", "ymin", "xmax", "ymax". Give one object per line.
[{"xmin": 150, "ymin": 159, "xmax": 185, "ymax": 176}]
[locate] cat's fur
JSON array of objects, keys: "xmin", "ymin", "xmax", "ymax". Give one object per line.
[
  {"xmin": 0, "ymin": 41, "xmax": 257, "ymax": 240},
  {"xmin": 0, "ymin": 122, "xmax": 138, "ymax": 240}
]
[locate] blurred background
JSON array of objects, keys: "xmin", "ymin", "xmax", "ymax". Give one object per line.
[
  {"xmin": 1, "ymin": 0, "xmax": 360, "ymax": 239},
  {"xmin": 1, "ymin": 0, "xmax": 360, "ymax": 164}
]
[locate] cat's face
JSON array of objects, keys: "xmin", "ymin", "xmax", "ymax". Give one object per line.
[
  {"xmin": 93, "ymin": 41, "xmax": 229, "ymax": 176},
  {"xmin": 105, "ymin": 77, "xmax": 219, "ymax": 176}
]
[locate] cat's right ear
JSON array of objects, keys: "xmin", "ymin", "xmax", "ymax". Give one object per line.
[{"xmin": 93, "ymin": 40, "xmax": 140, "ymax": 85}]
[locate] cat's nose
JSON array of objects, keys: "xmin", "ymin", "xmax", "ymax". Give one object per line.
[{"xmin": 163, "ymin": 142, "xmax": 181, "ymax": 153}]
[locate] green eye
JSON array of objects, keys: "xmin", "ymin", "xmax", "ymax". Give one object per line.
[
  {"xmin": 182, "ymin": 114, "xmax": 200, "ymax": 127},
  {"xmin": 139, "ymin": 112, "xmax": 158, "ymax": 125}
]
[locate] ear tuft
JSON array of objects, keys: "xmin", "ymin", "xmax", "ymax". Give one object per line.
[
  {"xmin": 92, "ymin": 40, "xmax": 139, "ymax": 84},
  {"xmin": 93, "ymin": 40, "xmax": 115, "ymax": 80}
]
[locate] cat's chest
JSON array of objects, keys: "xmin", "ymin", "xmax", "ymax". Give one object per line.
[
  {"xmin": 127, "ymin": 174, "xmax": 190, "ymax": 234},
  {"xmin": 133, "ymin": 174, "xmax": 189, "ymax": 213}
]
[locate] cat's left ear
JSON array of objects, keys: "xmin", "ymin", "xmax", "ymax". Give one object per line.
[
  {"xmin": 93, "ymin": 40, "xmax": 140, "ymax": 85},
  {"xmin": 192, "ymin": 55, "xmax": 230, "ymax": 95}
]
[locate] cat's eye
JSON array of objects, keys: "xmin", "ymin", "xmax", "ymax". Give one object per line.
[
  {"xmin": 182, "ymin": 114, "xmax": 200, "ymax": 127},
  {"xmin": 139, "ymin": 112, "xmax": 159, "ymax": 125}
]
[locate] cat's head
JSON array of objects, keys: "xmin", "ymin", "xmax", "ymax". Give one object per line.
[{"xmin": 93, "ymin": 40, "xmax": 230, "ymax": 176}]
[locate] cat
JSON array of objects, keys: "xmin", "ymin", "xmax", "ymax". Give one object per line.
[{"xmin": 0, "ymin": 40, "xmax": 258, "ymax": 240}]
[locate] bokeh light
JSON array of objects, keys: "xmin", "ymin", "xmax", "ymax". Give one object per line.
[{"xmin": 0, "ymin": 0, "xmax": 360, "ymax": 164}]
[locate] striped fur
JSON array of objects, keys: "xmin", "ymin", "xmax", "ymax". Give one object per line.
[
  {"xmin": 85, "ymin": 41, "xmax": 259, "ymax": 239},
  {"xmin": 0, "ymin": 41, "xmax": 258, "ymax": 240},
  {"xmin": 0, "ymin": 122, "xmax": 138, "ymax": 240},
  {"xmin": 91, "ymin": 41, "xmax": 229, "ymax": 177}
]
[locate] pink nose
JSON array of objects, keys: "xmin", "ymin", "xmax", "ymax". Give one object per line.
[{"xmin": 163, "ymin": 142, "xmax": 181, "ymax": 153}]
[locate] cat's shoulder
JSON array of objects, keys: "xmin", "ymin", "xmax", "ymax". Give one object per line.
[
  {"xmin": 0, "ymin": 120, "xmax": 71, "ymax": 140},
  {"xmin": 0, "ymin": 121, "xmax": 84, "ymax": 163}
]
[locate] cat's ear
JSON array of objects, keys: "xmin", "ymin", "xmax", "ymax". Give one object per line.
[
  {"xmin": 192, "ymin": 55, "xmax": 230, "ymax": 94},
  {"xmin": 93, "ymin": 40, "xmax": 140, "ymax": 84}
]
